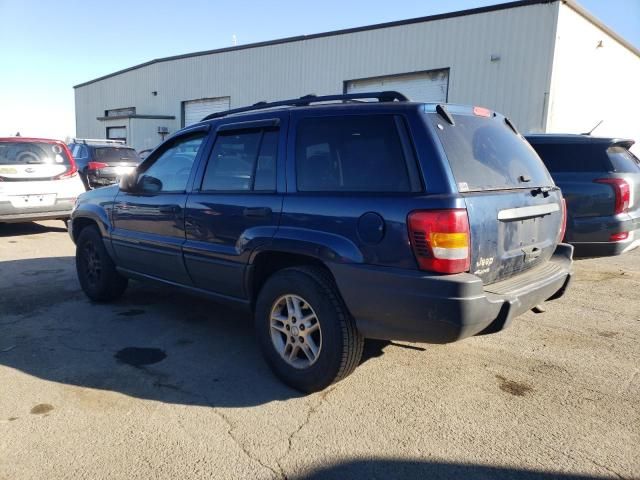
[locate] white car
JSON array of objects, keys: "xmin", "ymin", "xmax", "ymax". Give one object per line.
[{"xmin": 0, "ymin": 137, "xmax": 86, "ymax": 225}]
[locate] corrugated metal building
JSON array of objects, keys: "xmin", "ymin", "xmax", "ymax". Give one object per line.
[{"xmin": 74, "ymin": 0, "xmax": 640, "ymax": 152}]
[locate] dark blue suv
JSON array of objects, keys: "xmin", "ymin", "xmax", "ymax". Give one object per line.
[{"xmin": 70, "ymin": 92, "xmax": 573, "ymax": 392}]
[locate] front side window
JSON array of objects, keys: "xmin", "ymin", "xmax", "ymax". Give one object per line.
[
  {"xmin": 139, "ymin": 134, "xmax": 206, "ymax": 193},
  {"xmin": 295, "ymin": 115, "xmax": 411, "ymax": 192},
  {"xmin": 201, "ymin": 129, "xmax": 279, "ymax": 192}
]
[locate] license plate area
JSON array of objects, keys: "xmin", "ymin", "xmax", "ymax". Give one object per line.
[{"xmin": 10, "ymin": 194, "xmax": 57, "ymax": 208}]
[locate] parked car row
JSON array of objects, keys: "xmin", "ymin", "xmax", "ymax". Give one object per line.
[{"xmin": 3, "ymin": 92, "xmax": 638, "ymax": 392}]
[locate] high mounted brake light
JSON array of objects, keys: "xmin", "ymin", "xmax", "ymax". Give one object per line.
[
  {"xmin": 594, "ymin": 178, "xmax": 630, "ymax": 214},
  {"xmin": 473, "ymin": 106, "xmax": 491, "ymax": 117},
  {"xmin": 408, "ymin": 209, "xmax": 470, "ymax": 274}
]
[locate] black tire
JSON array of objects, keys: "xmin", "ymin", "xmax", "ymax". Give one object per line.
[
  {"xmin": 255, "ymin": 266, "xmax": 364, "ymax": 392},
  {"xmin": 76, "ymin": 225, "xmax": 128, "ymax": 302}
]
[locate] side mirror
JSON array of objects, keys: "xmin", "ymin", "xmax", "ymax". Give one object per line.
[
  {"xmin": 138, "ymin": 175, "xmax": 162, "ymax": 193},
  {"xmin": 119, "ymin": 172, "xmax": 138, "ymax": 192}
]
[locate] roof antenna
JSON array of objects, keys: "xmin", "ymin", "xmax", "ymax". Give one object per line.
[{"xmin": 581, "ymin": 120, "xmax": 603, "ymax": 136}]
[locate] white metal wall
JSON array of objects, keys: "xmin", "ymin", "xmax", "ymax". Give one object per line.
[
  {"xmin": 75, "ymin": 2, "xmax": 560, "ymax": 150},
  {"xmin": 546, "ymin": 3, "xmax": 640, "ymax": 153}
]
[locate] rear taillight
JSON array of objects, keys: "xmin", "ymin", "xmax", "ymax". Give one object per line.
[
  {"xmin": 558, "ymin": 198, "xmax": 567, "ymax": 243},
  {"xmin": 54, "ymin": 143, "xmax": 78, "ymax": 180},
  {"xmin": 594, "ymin": 178, "xmax": 630, "ymax": 214},
  {"xmin": 408, "ymin": 209, "xmax": 470, "ymax": 274},
  {"xmin": 610, "ymin": 232, "xmax": 629, "ymax": 242},
  {"xmin": 88, "ymin": 161, "xmax": 108, "ymax": 170}
]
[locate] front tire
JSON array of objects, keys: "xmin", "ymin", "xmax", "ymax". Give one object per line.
[
  {"xmin": 255, "ymin": 266, "xmax": 364, "ymax": 392},
  {"xmin": 76, "ymin": 226, "xmax": 128, "ymax": 302}
]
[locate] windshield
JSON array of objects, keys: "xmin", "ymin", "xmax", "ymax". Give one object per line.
[
  {"xmin": 428, "ymin": 113, "xmax": 553, "ymax": 192},
  {"xmin": 0, "ymin": 141, "xmax": 71, "ymax": 166},
  {"xmin": 94, "ymin": 147, "xmax": 140, "ymax": 162}
]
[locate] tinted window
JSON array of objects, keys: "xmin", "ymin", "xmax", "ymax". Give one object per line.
[
  {"xmin": 429, "ymin": 114, "xmax": 552, "ymax": 191},
  {"xmin": 254, "ymin": 130, "xmax": 278, "ymax": 191},
  {"xmin": 94, "ymin": 147, "xmax": 140, "ymax": 162},
  {"xmin": 0, "ymin": 141, "xmax": 71, "ymax": 166},
  {"xmin": 201, "ymin": 129, "xmax": 278, "ymax": 191},
  {"xmin": 139, "ymin": 134, "xmax": 206, "ymax": 193},
  {"xmin": 295, "ymin": 116, "xmax": 411, "ymax": 192},
  {"xmin": 607, "ymin": 146, "xmax": 640, "ymax": 173},
  {"xmin": 528, "ymin": 143, "xmax": 611, "ymax": 173}
]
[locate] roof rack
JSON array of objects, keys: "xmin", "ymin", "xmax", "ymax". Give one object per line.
[
  {"xmin": 70, "ymin": 138, "xmax": 126, "ymax": 145},
  {"xmin": 201, "ymin": 91, "xmax": 409, "ymax": 121}
]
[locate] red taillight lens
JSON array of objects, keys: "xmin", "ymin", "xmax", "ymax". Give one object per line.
[
  {"xmin": 594, "ymin": 178, "xmax": 630, "ymax": 214},
  {"xmin": 88, "ymin": 161, "xmax": 108, "ymax": 170},
  {"xmin": 558, "ymin": 198, "xmax": 567, "ymax": 243},
  {"xmin": 408, "ymin": 209, "xmax": 470, "ymax": 274},
  {"xmin": 54, "ymin": 143, "xmax": 78, "ymax": 180},
  {"xmin": 610, "ymin": 232, "xmax": 629, "ymax": 241}
]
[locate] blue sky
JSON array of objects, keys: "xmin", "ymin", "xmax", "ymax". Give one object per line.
[{"xmin": 1, "ymin": 0, "xmax": 638, "ymax": 139}]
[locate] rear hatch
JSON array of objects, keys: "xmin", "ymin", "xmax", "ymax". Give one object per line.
[
  {"xmin": 426, "ymin": 106, "xmax": 563, "ymax": 285},
  {"xmin": 0, "ymin": 140, "xmax": 73, "ymax": 182},
  {"xmin": 91, "ymin": 146, "xmax": 141, "ymax": 177}
]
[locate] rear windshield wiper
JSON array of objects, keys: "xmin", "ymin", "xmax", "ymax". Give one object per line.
[{"xmin": 531, "ymin": 186, "xmax": 558, "ymax": 197}]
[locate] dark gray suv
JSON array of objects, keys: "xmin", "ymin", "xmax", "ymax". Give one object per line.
[{"xmin": 527, "ymin": 134, "xmax": 640, "ymax": 257}]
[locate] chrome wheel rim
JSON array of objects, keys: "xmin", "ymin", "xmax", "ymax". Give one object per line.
[{"xmin": 270, "ymin": 294, "xmax": 322, "ymax": 369}]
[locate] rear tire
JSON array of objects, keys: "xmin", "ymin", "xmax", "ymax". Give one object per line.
[
  {"xmin": 76, "ymin": 226, "xmax": 128, "ymax": 302},
  {"xmin": 255, "ymin": 266, "xmax": 364, "ymax": 392}
]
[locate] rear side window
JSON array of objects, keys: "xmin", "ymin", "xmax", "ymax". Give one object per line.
[
  {"xmin": 295, "ymin": 115, "xmax": 412, "ymax": 192},
  {"xmin": 528, "ymin": 143, "xmax": 610, "ymax": 173},
  {"xmin": 607, "ymin": 146, "xmax": 640, "ymax": 173},
  {"xmin": 201, "ymin": 129, "xmax": 278, "ymax": 192},
  {"xmin": 429, "ymin": 114, "xmax": 552, "ymax": 191},
  {"xmin": 0, "ymin": 141, "xmax": 71, "ymax": 166},
  {"xmin": 94, "ymin": 147, "xmax": 140, "ymax": 162}
]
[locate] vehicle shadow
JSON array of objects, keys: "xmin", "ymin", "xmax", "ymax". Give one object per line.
[
  {"xmin": 294, "ymin": 459, "xmax": 610, "ymax": 479},
  {"xmin": 0, "ymin": 221, "xmax": 67, "ymax": 237},
  {"xmin": 1, "ymin": 256, "xmax": 307, "ymax": 408}
]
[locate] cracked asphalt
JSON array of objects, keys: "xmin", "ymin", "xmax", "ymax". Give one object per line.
[{"xmin": 0, "ymin": 221, "xmax": 639, "ymax": 480}]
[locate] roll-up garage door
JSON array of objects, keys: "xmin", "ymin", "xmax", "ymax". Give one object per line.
[
  {"xmin": 345, "ymin": 69, "xmax": 449, "ymax": 103},
  {"xmin": 184, "ymin": 97, "xmax": 231, "ymax": 126}
]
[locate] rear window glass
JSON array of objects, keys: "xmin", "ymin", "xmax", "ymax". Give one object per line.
[
  {"xmin": 94, "ymin": 147, "xmax": 140, "ymax": 162},
  {"xmin": 528, "ymin": 142, "xmax": 611, "ymax": 173},
  {"xmin": 428, "ymin": 114, "xmax": 552, "ymax": 191},
  {"xmin": 296, "ymin": 115, "xmax": 411, "ymax": 192},
  {"xmin": 607, "ymin": 146, "xmax": 640, "ymax": 173},
  {"xmin": 0, "ymin": 141, "xmax": 71, "ymax": 166}
]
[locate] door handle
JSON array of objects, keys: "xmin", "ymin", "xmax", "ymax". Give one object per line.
[
  {"xmin": 158, "ymin": 205, "xmax": 180, "ymax": 214},
  {"xmin": 243, "ymin": 207, "xmax": 272, "ymax": 217}
]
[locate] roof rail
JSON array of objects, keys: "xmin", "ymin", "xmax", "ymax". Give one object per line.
[
  {"xmin": 70, "ymin": 138, "xmax": 126, "ymax": 145},
  {"xmin": 201, "ymin": 91, "xmax": 409, "ymax": 121}
]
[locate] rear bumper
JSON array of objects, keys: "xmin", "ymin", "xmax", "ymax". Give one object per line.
[
  {"xmin": 87, "ymin": 174, "xmax": 119, "ymax": 187},
  {"xmin": 0, "ymin": 199, "xmax": 74, "ymax": 223},
  {"xmin": 569, "ymin": 209, "xmax": 640, "ymax": 257},
  {"xmin": 331, "ymin": 243, "xmax": 573, "ymax": 344}
]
